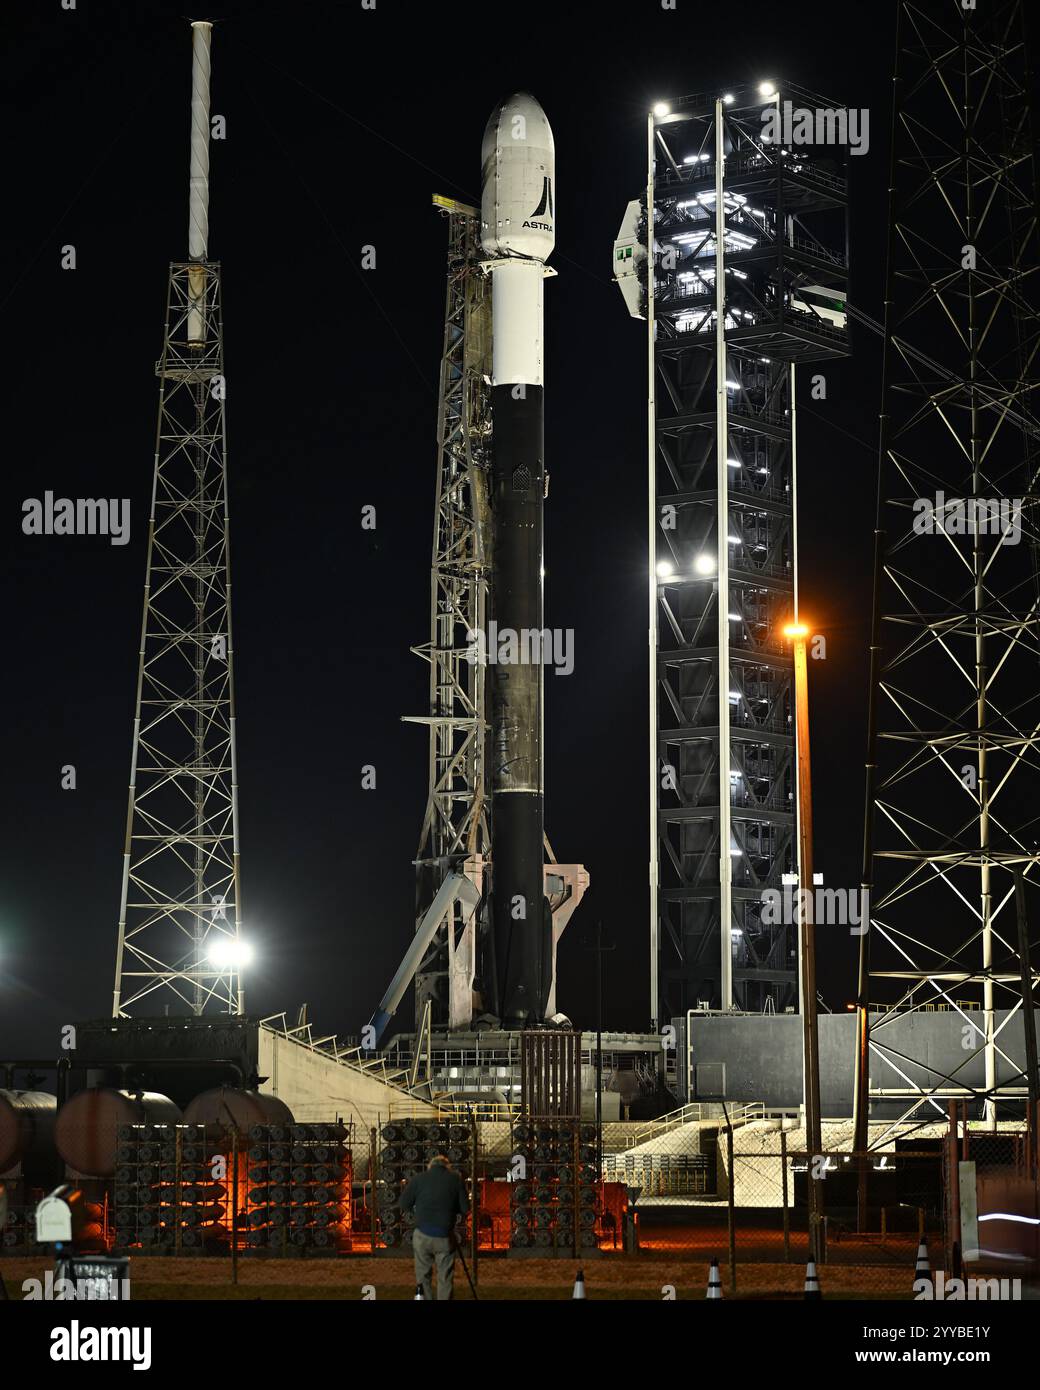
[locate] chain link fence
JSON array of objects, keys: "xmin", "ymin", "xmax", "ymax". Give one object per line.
[
  {"xmin": 602, "ymin": 1112, "xmax": 950, "ymax": 1296},
  {"xmin": 1, "ymin": 1107, "xmax": 625, "ymax": 1298},
  {"xmin": 3, "ymin": 1106, "xmax": 1036, "ymax": 1298},
  {"xmin": 948, "ymin": 1102, "xmax": 1040, "ymax": 1274}
]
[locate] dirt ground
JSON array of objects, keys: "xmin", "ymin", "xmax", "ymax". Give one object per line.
[{"xmin": 0, "ymin": 1253, "xmax": 916, "ymax": 1300}]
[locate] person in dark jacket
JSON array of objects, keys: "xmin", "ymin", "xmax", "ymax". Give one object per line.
[{"xmin": 399, "ymin": 1154, "xmax": 469, "ymax": 1300}]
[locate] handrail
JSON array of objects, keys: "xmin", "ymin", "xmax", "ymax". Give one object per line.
[
  {"xmin": 258, "ymin": 1012, "xmax": 425, "ymax": 1097},
  {"xmin": 626, "ymin": 1100, "xmax": 767, "ymax": 1148},
  {"xmin": 659, "ymin": 156, "xmax": 847, "ymax": 197}
]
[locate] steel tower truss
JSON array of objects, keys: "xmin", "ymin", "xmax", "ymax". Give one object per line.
[
  {"xmin": 856, "ymin": 1, "xmax": 1040, "ymax": 1131},
  {"xmin": 113, "ymin": 261, "xmax": 244, "ymax": 1016},
  {"xmin": 408, "ymin": 200, "xmax": 494, "ymax": 1028},
  {"xmin": 626, "ymin": 85, "xmax": 850, "ymax": 1025}
]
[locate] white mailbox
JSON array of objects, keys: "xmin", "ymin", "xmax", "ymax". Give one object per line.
[{"xmin": 35, "ymin": 1186, "xmax": 75, "ymax": 1243}]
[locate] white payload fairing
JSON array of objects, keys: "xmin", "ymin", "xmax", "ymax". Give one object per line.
[
  {"xmin": 480, "ymin": 94, "xmax": 557, "ymax": 1027},
  {"xmin": 481, "ymin": 92, "xmax": 555, "ymax": 260},
  {"xmin": 481, "ymin": 94, "xmax": 555, "ymax": 387}
]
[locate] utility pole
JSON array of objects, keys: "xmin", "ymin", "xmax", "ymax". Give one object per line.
[
  {"xmin": 1014, "ymin": 868, "xmax": 1039, "ymax": 1110},
  {"xmin": 785, "ymin": 622, "xmax": 823, "ymax": 1260},
  {"xmin": 583, "ymin": 921, "xmax": 616, "ymax": 1171}
]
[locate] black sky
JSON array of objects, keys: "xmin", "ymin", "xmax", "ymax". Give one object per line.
[{"xmin": 2, "ymin": 0, "xmax": 898, "ymax": 1056}]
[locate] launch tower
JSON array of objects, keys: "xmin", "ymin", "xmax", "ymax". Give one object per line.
[
  {"xmin": 855, "ymin": 0, "xmax": 1040, "ymax": 1136},
  {"xmin": 614, "ymin": 83, "xmax": 850, "ymax": 1027}
]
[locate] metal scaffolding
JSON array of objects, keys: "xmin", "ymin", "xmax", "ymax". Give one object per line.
[
  {"xmin": 113, "ymin": 259, "xmax": 244, "ymax": 1016},
  {"xmin": 375, "ymin": 196, "xmax": 589, "ymax": 1042},
  {"xmin": 113, "ymin": 23, "xmax": 244, "ymax": 1016},
  {"xmin": 619, "ymin": 84, "xmax": 850, "ymax": 1026},
  {"xmin": 406, "ymin": 198, "xmax": 493, "ymax": 1028},
  {"xmin": 855, "ymin": 0, "xmax": 1040, "ymax": 1135}
]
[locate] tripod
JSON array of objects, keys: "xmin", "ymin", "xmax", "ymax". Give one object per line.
[{"xmin": 452, "ymin": 1230, "xmax": 479, "ymax": 1300}]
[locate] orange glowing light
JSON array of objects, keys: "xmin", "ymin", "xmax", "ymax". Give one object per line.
[{"xmin": 783, "ymin": 622, "xmax": 810, "ymax": 640}]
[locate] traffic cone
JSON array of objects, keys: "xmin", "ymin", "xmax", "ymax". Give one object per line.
[
  {"xmin": 414, "ymin": 1284, "xmax": 424, "ymax": 1300},
  {"xmin": 915, "ymin": 1240, "xmax": 930, "ymax": 1277},
  {"xmin": 572, "ymin": 1268, "xmax": 586, "ymax": 1299},
  {"xmin": 706, "ymin": 1257, "xmax": 723, "ymax": 1299},
  {"xmin": 803, "ymin": 1260, "xmax": 821, "ymax": 1300}
]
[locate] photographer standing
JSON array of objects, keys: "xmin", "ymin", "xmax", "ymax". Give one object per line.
[{"xmin": 400, "ymin": 1153, "xmax": 469, "ymax": 1300}]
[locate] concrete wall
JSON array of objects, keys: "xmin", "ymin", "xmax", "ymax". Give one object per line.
[
  {"xmin": 684, "ymin": 1009, "xmax": 1039, "ymax": 1116},
  {"xmin": 257, "ymin": 1029, "xmax": 435, "ymax": 1131}
]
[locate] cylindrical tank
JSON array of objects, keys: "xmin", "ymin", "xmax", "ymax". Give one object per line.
[
  {"xmin": 182, "ymin": 1087, "xmax": 293, "ymax": 1133},
  {"xmin": 55, "ymin": 1089, "xmax": 181, "ymax": 1178},
  {"xmin": 0, "ymin": 1090, "xmax": 58, "ymax": 1178}
]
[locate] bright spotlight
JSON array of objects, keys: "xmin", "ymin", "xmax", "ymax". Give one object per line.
[
  {"xmin": 759, "ymin": 81, "xmax": 776, "ymax": 98},
  {"xmin": 694, "ymin": 554, "xmax": 716, "ymax": 576},
  {"xmin": 656, "ymin": 560, "xmax": 675, "ymax": 578},
  {"xmin": 722, "ymin": 94, "xmax": 735, "ymax": 105},
  {"xmin": 653, "ymin": 102, "xmax": 671, "ymax": 118},
  {"xmin": 206, "ymin": 938, "xmax": 253, "ymax": 969}
]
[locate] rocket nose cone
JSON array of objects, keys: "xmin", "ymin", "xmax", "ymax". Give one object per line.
[
  {"xmin": 481, "ymin": 92, "xmax": 555, "ymax": 168},
  {"xmin": 480, "ymin": 91, "xmax": 556, "ymax": 261}
]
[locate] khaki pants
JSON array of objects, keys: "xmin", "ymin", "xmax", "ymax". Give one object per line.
[{"xmin": 412, "ymin": 1230, "xmax": 456, "ymax": 1300}]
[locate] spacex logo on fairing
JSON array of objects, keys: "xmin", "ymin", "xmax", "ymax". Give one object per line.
[{"xmin": 523, "ymin": 176, "xmax": 554, "ymax": 231}]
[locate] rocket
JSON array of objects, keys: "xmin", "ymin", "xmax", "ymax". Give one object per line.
[{"xmin": 480, "ymin": 94, "xmax": 555, "ymax": 1028}]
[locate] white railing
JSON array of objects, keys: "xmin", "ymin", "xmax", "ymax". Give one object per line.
[
  {"xmin": 627, "ymin": 1100, "xmax": 767, "ymax": 1148},
  {"xmin": 259, "ymin": 1012, "xmax": 420, "ymax": 1095}
]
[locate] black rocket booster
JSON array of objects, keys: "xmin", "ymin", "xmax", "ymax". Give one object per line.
[{"xmin": 480, "ymin": 94, "xmax": 555, "ymax": 1028}]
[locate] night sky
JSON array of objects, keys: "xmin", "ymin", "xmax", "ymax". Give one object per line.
[{"xmin": 3, "ymin": 0, "xmax": 897, "ymax": 1056}]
